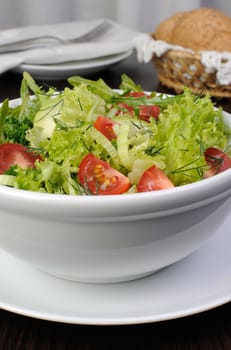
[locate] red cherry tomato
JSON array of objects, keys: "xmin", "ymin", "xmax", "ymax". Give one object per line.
[
  {"xmin": 78, "ymin": 153, "xmax": 130, "ymax": 195},
  {"xmin": 93, "ymin": 116, "xmax": 117, "ymax": 140},
  {"xmin": 116, "ymin": 103, "xmax": 135, "ymax": 116},
  {"xmin": 138, "ymin": 105, "xmax": 160, "ymax": 122},
  {"xmin": 137, "ymin": 165, "xmax": 174, "ymax": 192},
  {"xmin": 204, "ymin": 147, "xmax": 231, "ymax": 177},
  {"xmin": 0, "ymin": 143, "xmax": 41, "ymax": 174},
  {"xmin": 127, "ymin": 91, "xmax": 147, "ymax": 98}
]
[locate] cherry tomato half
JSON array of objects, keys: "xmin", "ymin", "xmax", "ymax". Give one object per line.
[
  {"xmin": 137, "ymin": 165, "xmax": 174, "ymax": 192},
  {"xmin": 78, "ymin": 153, "xmax": 130, "ymax": 195},
  {"xmin": 138, "ymin": 105, "xmax": 160, "ymax": 122},
  {"xmin": 116, "ymin": 103, "xmax": 135, "ymax": 116},
  {"xmin": 204, "ymin": 147, "xmax": 231, "ymax": 177},
  {"xmin": 0, "ymin": 143, "xmax": 41, "ymax": 174},
  {"xmin": 127, "ymin": 91, "xmax": 147, "ymax": 98},
  {"xmin": 93, "ymin": 116, "xmax": 117, "ymax": 140}
]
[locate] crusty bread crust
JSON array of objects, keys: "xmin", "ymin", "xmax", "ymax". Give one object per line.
[
  {"xmin": 152, "ymin": 12, "xmax": 185, "ymax": 42},
  {"xmin": 153, "ymin": 7, "xmax": 231, "ymax": 52}
]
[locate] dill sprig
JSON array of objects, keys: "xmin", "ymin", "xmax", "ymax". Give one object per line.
[
  {"xmin": 109, "ymin": 94, "xmax": 183, "ymax": 108},
  {"xmin": 171, "ymin": 157, "xmax": 206, "ymax": 178}
]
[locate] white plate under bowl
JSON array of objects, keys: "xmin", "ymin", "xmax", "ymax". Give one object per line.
[
  {"xmin": 0, "ymin": 210, "xmax": 230, "ymax": 325},
  {"xmin": 12, "ymin": 50, "xmax": 132, "ymax": 80}
]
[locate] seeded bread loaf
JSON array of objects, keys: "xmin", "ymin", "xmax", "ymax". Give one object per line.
[{"xmin": 153, "ymin": 7, "xmax": 231, "ymax": 52}]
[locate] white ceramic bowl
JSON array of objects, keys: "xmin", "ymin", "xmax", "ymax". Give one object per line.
[{"xmin": 0, "ymin": 109, "xmax": 231, "ymax": 283}]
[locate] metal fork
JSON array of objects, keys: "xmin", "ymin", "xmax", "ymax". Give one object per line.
[{"xmin": 0, "ymin": 20, "xmax": 109, "ymax": 53}]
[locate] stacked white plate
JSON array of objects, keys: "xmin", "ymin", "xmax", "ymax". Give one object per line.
[{"xmin": 13, "ymin": 51, "xmax": 132, "ymax": 80}]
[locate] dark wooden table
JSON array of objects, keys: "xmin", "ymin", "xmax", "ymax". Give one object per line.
[{"xmin": 0, "ymin": 54, "xmax": 230, "ymax": 349}]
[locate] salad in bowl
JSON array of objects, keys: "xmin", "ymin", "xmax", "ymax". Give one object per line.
[
  {"xmin": 0, "ymin": 72, "xmax": 230, "ymax": 195},
  {"xmin": 0, "ymin": 72, "xmax": 231, "ymax": 283}
]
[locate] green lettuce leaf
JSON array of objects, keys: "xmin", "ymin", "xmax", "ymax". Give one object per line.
[
  {"xmin": 155, "ymin": 89, "xmax": 228, "ymax": 185},
  {"xmin": 60, "ymin": 85, "xmax": 106, "ymax": 124}
]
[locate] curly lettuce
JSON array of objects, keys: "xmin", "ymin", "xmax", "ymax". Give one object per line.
[
  {"xmin": 154, "ymin": 89, "xmax": 228, "ymax": 185},
  {"xmin": 0, "ymin": 73, "xmax": 230, "ymax": 194}
]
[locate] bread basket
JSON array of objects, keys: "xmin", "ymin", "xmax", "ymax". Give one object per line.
[
  {"xmin": 134, "ymin": 8, "xmax": 231, "ymax": 99},
  {"xmin": 134, "ymin": 32, "xmax": 231, "ymax": 99},
  {"xmin": 152, "ymin": 48, "xmax": 231, "ymax": 98}
]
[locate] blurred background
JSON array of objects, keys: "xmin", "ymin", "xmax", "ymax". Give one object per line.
[{"xmin": 0, "ymin": 0, "xmax": 230, "ymax": 31}]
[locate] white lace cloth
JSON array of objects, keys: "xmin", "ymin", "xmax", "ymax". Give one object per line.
[{"xmin": 133, "ymin": 33, "xmax": 231, "ymax": 86}]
